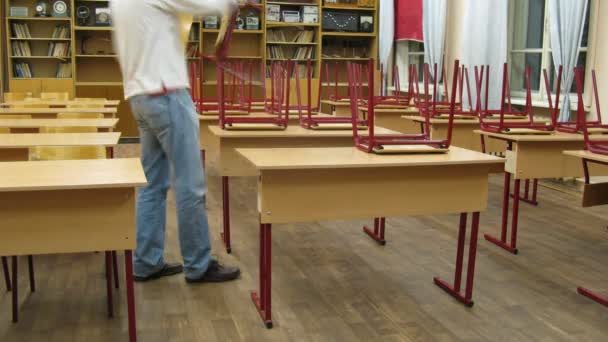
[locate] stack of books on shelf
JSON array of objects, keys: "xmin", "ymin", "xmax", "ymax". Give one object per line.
[
  {"xmin": 267, "ymin": 46, "xmax": 286, "ymax": 59},
  {"xmin": 292, "ymin": 30, "xmax": 315, "ymax": 43},
  {"xmin": 14, "ymin": 62, "xmax": 33, "ymax": 78},
  {"xmin": 56, "ymin": 63, "xmax": 72, "ymax": 78},
  {"xmin": 186, "ymin": 44, "xmax": 199, "ymax": 58},
  {"xmin": 48, "ymin": 42, "xmax": 70, "ymax": 57},
  {"xmin": 265, "ymin": 64, "xmax": 308, "ymax": 79},
  {"xmin": 293, "ymin": 46, "xmax": 314, "ymax": 60},
  {"xmin": 51, "ymin": 25, "xmax": 70, "ymax": 39},
  {"xmin": 267, "ymin": 29, "xmax": 315, "ymax": 43},
  {"xmin": 11, "ymin": 23, "xmax": 32, "ymax": 38},
  {"xmin": 11, "ymin": 41, "xmax": 32, "ymax": 56},
  {"xmin": 188, "ymin": 26, "xmax": 199, "ymax": 41}
]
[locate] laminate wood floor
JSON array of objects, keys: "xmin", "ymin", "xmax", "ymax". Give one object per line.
[{"xmin": 1, "ymin": 143, "xmax": 608, "ymax": 341}]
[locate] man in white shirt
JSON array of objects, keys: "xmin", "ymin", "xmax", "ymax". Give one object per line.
[{"xmin": 112, "ymin": 0, "xmax": 240, "ymax": 283}]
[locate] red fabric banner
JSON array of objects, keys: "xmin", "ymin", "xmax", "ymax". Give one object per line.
[{"xmin": 395, "ymin": 0, "xmax": 423, "ymax": 41}]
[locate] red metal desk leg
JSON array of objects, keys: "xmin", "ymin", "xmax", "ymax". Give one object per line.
[
  {"xmin": 105, "ymin": 251, "xmax": 114, "ymax": 318},
  {"xmin": 510, "ymin": 178, "xmax": 539, "ymax": 206},
  {"xmin": 12, "ymin": 256, "xmax": 18, "ymax": 323},
  {"xmin": 480, "ymin": 135, "xmax": 486, "ymax": 154},
  {"xmin": 112, "ymin": 251, "xmax": 119, "ymax": 289},
  {"xmin": 27, "ymin": 256, "xmax": 35, "ymax": 292},
  {"xmin": 2, "ymin": 256, "xmax": 11, "ymax": 291},
  {"xmin": 434, "ymin": 212, "xmax": 480, "ymax": 307},
  {"xmin": 251, "ymin": 223, "xmax": 273, "ymax": 328},
  {"xmin": 222, "ymin": 176, "xmax": 232, "ymax": 253},
  {"xmin": 363, "ymin": 217, "xmax": 387, "ymax": 245},
  {"xmin": 577, "ymin": 287, "xmax": 608, "ymax": 307},
  {"xmin": 485, "ymin": 176, "xmax": 520, "ymax": 254},
  {"xmin": 124, "ymin": 250, "xmax": 137, "ymax": 342}
]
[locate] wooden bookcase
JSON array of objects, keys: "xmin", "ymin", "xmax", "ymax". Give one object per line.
[
  {"xmin": 1, "ymin": 0, "xmax": 379, "ymax": 136},
  {"xmin": 4, "ymin": 0, "xmax": 75, "ymax": 97}
]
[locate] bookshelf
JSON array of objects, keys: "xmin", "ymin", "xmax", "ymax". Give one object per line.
[
  {"xmin": 4, "ymin": 0, "xmax": 74, "ymax": 96},
  {"xmin": 2, "ymin": 0, "xmax": 379, "ymax": 135}
]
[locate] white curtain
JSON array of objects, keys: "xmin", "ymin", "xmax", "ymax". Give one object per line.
[
  {"xmin": 460, "ymin": 0, "xmax": 508, "ymax": 110},
  {"xmin": 549, "ymin": 0, "xmax": 588, "ymax": 121},
  {"xmin": 379, "ymin": 0, "xmax": 395, "ymax": 94},
  {"xmin": 423, "ymin": 0, "xmax": 447, "ymax": 95}
]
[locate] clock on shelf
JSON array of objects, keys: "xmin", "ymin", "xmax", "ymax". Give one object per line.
[
  {"xmin": 76, "ymin": 6, "xmax": 91, "ymax": 26},
  {"xmin": 52, "ymin": 0, "xmax": 69, "ymax": 17},
  {"xmin": 34, "ymin": 0, "xmax": 49, "ymax": 17}
]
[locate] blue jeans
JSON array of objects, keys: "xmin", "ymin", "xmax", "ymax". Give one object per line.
[{"xmin": 129, "ymin": 89, "xmax": 211, "ymax": 279}]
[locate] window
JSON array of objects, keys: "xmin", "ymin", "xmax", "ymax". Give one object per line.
[
  {"xmin": 394, "ymin": 40, "xmax": 424, "ymax": 88},
  {"xmin": 508, "ymin": 0, "xmax": 591, "ymax": 103}
]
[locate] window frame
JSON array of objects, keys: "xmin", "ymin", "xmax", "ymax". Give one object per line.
[{"xmin": 507, "ymin": 0, "xmax": 595, "ymax": 109}]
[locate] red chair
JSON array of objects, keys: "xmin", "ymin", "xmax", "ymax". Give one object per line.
[
  {"xmin": 417, "ymin": 64, "xmax": 476, "ymax": 119},
  {"xmin": 577, "ymin": 69, "xmax": 608, "ymax": 153},
  {"xmin": 299, "ymin": 60, "xmax": 367, "ymax": 130},
  {"xmin": 556, "ymin": 67, "xmax": 608, "ymax": 135},
  {"xmin": 478, "ymin": 63, "xmax": 554, "ymax": 133},
  {"xmin": 348, "ymin": 58, "xmax": 460, "ymax": 154},
  {"xmin": 218, "ymin": 60, "xmax": 291, "ymax": 130},
  {"xmin": 377, "ymin": 64, "xmax": 412, "ymax": 106}
]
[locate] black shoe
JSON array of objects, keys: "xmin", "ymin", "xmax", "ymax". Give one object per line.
[
  {"xmin": 134, "ymin": 262, "xmax": 183, "ymax": 282},
  {"xmin": 185, "ymin": 260, "xmax": 240, "ymax": 283}
]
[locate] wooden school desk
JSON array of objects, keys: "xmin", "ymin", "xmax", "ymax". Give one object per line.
[
  {"xmin": 359, "ymin": 107, "xmax": 420, "ymax": 133},
  {"xmin": 206, "ymin": 125, "xmax": 398, "ymax": 253},
  {"xmin": 402, "ymin": 116, "xmax": 533, "ymax": 153},
  {"xmin": 474, "ymin": 130, "xmax": 608, "ymax": 254},
  {"xmin": 198, "ymin": 114, "xmax": 331, "ymax": 163},
  {"xmin": 0, "ymin": 100, "xmax": 120, "ymax": 107},
  {"xmin": 322, "ymin": 99, "xmax": 416, "ymax": 117},
  {"xmin": 0, "ymin": 132, "xmax": 121, "ymax": 161},
  {"xmin": 236, "ymin": 146, "xmax": 504, "ymax": 327},
  {"xmin": 563, "ymin": 150, "xmax": 608, "ymax": 307},
  {"xmin": 0, "ymin": 107, "xmax": 117, "ymax": 118},
  {"xmin": 0, "ymin": 118, "xmax": 119, "ymax": 133},
  {"xmin": 0, "ymin": 158, "xmax": 146, "ymax": 342},
  {"xmin": 320, "ymin": 99, "xmax": 351, "ymax": 116}
]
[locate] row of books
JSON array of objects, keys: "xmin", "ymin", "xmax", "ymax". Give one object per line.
[
  {"xmin": 48, "ymin": 42, "xmax": 70, "ymax": 57},
  {"xmin": 186, "ymin": 43, "xmax": 199, "ymax": 58},
  {"xmin": 293, "ymin": 46, "xmax": 314, "ymax": 60},
  {"xmin": 264, "ymin": 64, "xmax": 309, "ymax": 78},
  {"xmin": 188, "ymin": 26, "xmax": 199, "ymax": 41},
  {"xmin": 11, "ymin": 41, "xmax": 32, "ymax": 56},
  {"xmin": 14, "ymin": 62, "xmax": 33, "ymax": 78},
  {"xmin": 266, "ymin": 46, "xmax": 314, "ymax": 60},
  {"xmin": 267, "ymin": 29, "xmax": 315, "ymax": 43},
  {"xmin": 11, "ymin": 23, "xmax": 32, "ymax": 38},
  {"xmin": 56, "ymin": 63, "xmax": 72, "ymax": 78},
  {"xmin": 51, "ymin": 25, "xmax": 70, "ymax": 39}
]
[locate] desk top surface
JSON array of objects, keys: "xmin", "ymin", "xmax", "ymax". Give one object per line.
[
  {"xmin": 209, "ymin": 125, "xmax": 396, "ymax": 138},
  {"xmin": 0, "ymin": 108, "xmax": 117, "ymax": 114},
  {"xmin": 1, "ymin": 100, "xmax": 120, "ymax": 106},
  {"xmin": 321, "ymin": 99, "xmax": 350, "ymax": 106},
  {"xmin": 237, "ymin": 146, "xmax": 504, "ymax": 170},
  {"xmin": 0, "ymin": 132, "xmax": 121, "ymax": 148},
  {"xmin": 564, "ymin": 150, "xmax": 608, "ymax": 163},
  {"xmin": 0, "ymin": 158, "xmax": 146, "ymax": 192},
  {"xmin": 360, "ymin": 107, "xmax": 419, "ymax": 114},
  {"xmin": 0, "ymin": 118, "xmax": 118, "ymax": 128},
  {"xmin": 199, "ymin": 113, "xmax": 333, "ymax": 122},
  {"xmin": 474, "ymin": 130, "xmax": 585, "ymax": 142}
]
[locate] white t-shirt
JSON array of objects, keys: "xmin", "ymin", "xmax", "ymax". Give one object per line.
[{"xmin": 112, "ymin": 0, "xmax": 234, "ymax": 99}]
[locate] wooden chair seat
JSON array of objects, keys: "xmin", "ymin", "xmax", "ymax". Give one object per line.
[{"xmin": 370, "ymin": 144, "xmax": 450, "ymax": 154}]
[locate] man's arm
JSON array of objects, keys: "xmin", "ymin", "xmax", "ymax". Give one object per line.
[{"xmin": 150, "ymin": 0, "xmax": 236, "ymax": 16}]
